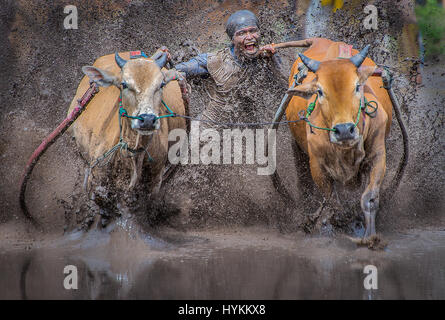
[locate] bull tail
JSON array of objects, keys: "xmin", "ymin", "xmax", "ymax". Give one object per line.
[
  {"xmin": 271, "ymin": 170, "xmax": 295, "ymax": 205},
  {"xmin": 388, "ymin": 86, "xmax": 409, "ymax": 193}
]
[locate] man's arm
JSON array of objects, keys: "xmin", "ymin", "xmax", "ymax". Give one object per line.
[
  {"xmin": 258, "ymin": 38, "xmax": 319, "ymax": 84},
  {"xmin": 175, "ymin": 53, "xmax": 209, "ymax": 77},
  {"xmin": 259, "ymin": 38, "xmax": 317, "ymax": 54}
]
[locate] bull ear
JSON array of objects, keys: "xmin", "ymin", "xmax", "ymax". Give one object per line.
[
  {"xmin": 287, "ymin": 80, "xmax": 318, "ymax": 100},
  {"xmin": 82, "ymin": 66, "xmax": 121, "ymax": 87},
  {"xmin": 357, "ymin": 65, "xmax": 377, "ymax": 85}
]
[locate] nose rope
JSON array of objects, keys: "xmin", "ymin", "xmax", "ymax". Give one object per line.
[
  {"xmin": 118, "ymin": 94, "xmax": 144, "ymax": 121},
  {"xmin": 156, "ymin": 100, "xmax": 177, "ymax": 119},
  {"xmin": 83, "ymin": 92, "xmax": 156, "ymax": 190},
  {"xmin": 298, "ymin": 95, "xmax": 336, "ymax": 133},
  {"xmin": 299, "ymin": 91, "xmax": 378, "ymax": 134},
  {"xmin": 119, "ymin": 93, "xmax": 176, "ymax": 121}
]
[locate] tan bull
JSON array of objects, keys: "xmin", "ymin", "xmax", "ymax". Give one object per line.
[
  {"xmin": 67, "ymin": 50, "xmax": 186, "ymax": 192},
  {"xmin": 285, "ymin": 38, "xmax": 393, "ymax": 241}
]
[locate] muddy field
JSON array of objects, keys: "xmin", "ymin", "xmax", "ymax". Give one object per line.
[{"xmin": 0, "ymin": 0, "xmax": 444, "ymax": 294}]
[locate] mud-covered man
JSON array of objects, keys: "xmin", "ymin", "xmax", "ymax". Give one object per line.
[
  {"xmin": 159, "ymin": 9, "xmax": 307, "ymax": 226},
  {"xmin": 170, "ymin": 9, "xmax": 289, "ymax": 126}
]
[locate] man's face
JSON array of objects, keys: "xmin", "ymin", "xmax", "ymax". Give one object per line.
[{"xmin": 232, "ymin": 26, "xmax": 260, "ymax": 59}]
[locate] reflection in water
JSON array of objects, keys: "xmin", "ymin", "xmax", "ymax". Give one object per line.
[
  {"xmin": 19, "ymin": 255, "xmax": 32, "ymax": 300},
  {"xmin": 0, "ymin": 230, "xmax": 444, "ymax": 299}
]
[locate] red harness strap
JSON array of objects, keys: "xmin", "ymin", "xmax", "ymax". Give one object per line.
[
  {"xmin": 338, "ymin": 44, "xmax": 353, "ymax": 58},
  {"xmin": 130, "ymin": 50, "xmax": 149, "ymax": 59}
]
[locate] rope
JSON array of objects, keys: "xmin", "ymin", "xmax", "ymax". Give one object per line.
[
  {"xmin": 169, "ymin": 114, "xmax": 305, "ymax": 127},
  {"xmin": 19, "ymin": 82, "xmax": 100, "ymax": 224},
  {"xmin": 84, "ymin": 94, "xmax": 155, "ymax": 190},
  {"xmin": 156, "ymin": 100, "xmax": 178, "ymax": 119},
  {"xmin": 300, "ymin": 94, "xmax": 336, "ymax": 132},
  {"xmin": 94, "ymin": 84, "xmax": 378, "ymax": 181},
  {"xmin": 118, "ymin": 94, "xmax": 143, "ymax": 120},
  {"xmin": 299, "ymin": 92, "xmax": 378, "ymax": 133},
  {"xmin": 154, "ymin": 97, "xmax": 306, "ymax": 127}
]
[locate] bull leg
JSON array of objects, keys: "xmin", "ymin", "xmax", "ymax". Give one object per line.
[
  {"xmin": 309, "ymin": 158, "xmax": 333, "ymax": 222},
  {"xmin": 361, "ymin": 146, "xmax": 386, "ymax": 239},
  {"xmin": 309, "ymin": 158, "xmax": 332, "ymax": 198},
  {"xmin": 129, "ymin": 153, "xmax": 145, "ymax": 189},
  {"xmin": 151, "ymin": 167, "xmax": 165, "ymax": 195}
]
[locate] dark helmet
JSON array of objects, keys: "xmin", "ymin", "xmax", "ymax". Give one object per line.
[{"xmin": 225, "ymin": 10, "xmax": 259, "ymax": 39}]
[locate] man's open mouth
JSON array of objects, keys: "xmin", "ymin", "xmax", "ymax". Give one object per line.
[{"xmin": 244, "ymin": 42, "xmax": 257, "ymax": 53}]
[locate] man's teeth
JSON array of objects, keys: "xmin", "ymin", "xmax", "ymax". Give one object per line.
[{"xmin": 245, "ymin": 43, "xmax": 256, "ymax": 50}]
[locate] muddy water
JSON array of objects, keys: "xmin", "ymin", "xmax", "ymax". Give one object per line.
[{"xmin": 0, "ymin": 225, "xmax": 444, "ymax": 300}]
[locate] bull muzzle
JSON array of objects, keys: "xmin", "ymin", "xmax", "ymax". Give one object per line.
[
  {"xmin": 330, "ymin": 122, "xmax": 359, "ymax": 145},
  {"xmin": 131, "ymin": 113, "xmax": 158, "ymax": 133}
]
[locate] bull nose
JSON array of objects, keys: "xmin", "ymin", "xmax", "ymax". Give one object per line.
[
  {"xmin": 333, "ymin": 122, "xmax": 356, "ymax": 141},
  {"xmin": 136, "ymin": 113, "xmax": 157, "ymax": 130}
]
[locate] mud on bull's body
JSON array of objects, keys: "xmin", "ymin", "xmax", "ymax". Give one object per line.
[
  {"xmin": 285, "ymin": 38, "xmax": 394, "ymax": 241},
  {"xmin": 67, "ymin": 51, "xmax": 187, "ymax": 196}
]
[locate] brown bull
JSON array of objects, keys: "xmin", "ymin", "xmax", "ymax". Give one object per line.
[
  {"xmin": 286, "ymin": 38, "xmax": 393, "ymax": 240},
  {"xmin": 67, "ymin": 51, "xmax": 186, "ymax": 191}
]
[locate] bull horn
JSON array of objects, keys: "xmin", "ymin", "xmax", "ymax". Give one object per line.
[
  {"xmin": 349, "ymin": 45, "xmax": 370, "ymax": 68},
  {"xmin": 298, "ymin": 53, "xmax": 320, "ymax": 73},
  {"xmin": 150, "ymin": 51, "xmax": 163, "ymax": 60},
  {"xmin": 155, "ymin": 52, "xmax": 168, "ymax": 69},
  {"xmin": 115, "ymin": 52, "xmax": 127, "ymax": 69},
  {"xmin": 151, "ymin": 46, "xmax": 168, "ymax": 60}
]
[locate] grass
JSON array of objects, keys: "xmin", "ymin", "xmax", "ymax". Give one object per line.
[{"xmin": 415, "ymin": 0, "xmax": 445, "ymax": 57}]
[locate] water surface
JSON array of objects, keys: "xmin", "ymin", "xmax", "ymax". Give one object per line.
[{"xmin": 0, "ymin": 227, "xmax": 444, "ymax": 299}]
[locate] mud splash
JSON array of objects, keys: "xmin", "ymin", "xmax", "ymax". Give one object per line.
[
  {"xmin": 0, "ymin": 2, "xmax": 444, "ymax": 300},
  {"xmin": 1, "ymin": 225, "xmax": 444, "ymax": 299}
]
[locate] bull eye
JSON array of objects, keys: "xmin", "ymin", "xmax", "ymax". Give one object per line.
[
  {"xmin": 121, "ymin": 82, "xmax": 128, "ymax": 89},
  {"xmin": 355, "ymin": 84, "xmax": 360, "ymax": 93},
  {"xmin": 317, "ymin": 89, "xmax": 323, "ymax": 97},
  {"xmin": 160, "ymin": 81, "xmax": 166, "ymax": 88}
]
